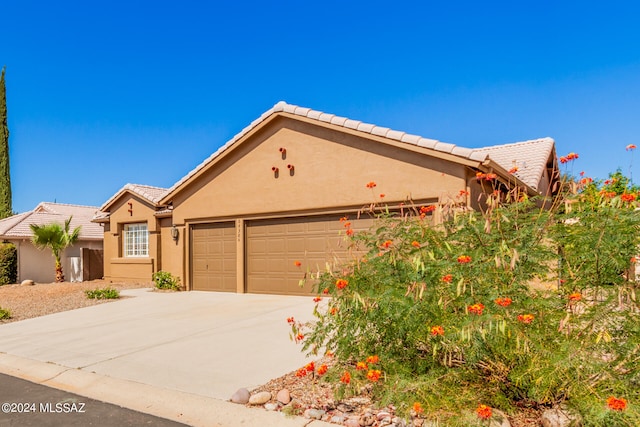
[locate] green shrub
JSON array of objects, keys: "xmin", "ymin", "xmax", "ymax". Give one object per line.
[
  {"xmin": 0, "ymin": 307, "xmax": 10, "ymax": 319},
  {"xmin": 85, "ymin": 287, "xmax": 120, "ymax": 300},
  {"xmin": 291, "ymin": 171, "xmax": 640, "ymax": 426},
  {"xmin": 0, "ymin": 242, "xmax": 17, "ymax": 285},
  {"xmin": 152, "ymin": 270, "xmax": 181, "ymax": 291}
]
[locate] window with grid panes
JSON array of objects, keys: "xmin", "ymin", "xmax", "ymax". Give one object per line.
[{"xmin": 123, "ymin": 223, "xmax": 148, "ymax": 257}]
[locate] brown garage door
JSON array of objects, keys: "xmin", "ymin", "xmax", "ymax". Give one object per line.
[
  {"xmin": 246, "ymin": 214, "xmax": 375, "ymax": 295},
  {"xmin": 191, "ymin": 222, "xmax": 237, "ymax": 291}
]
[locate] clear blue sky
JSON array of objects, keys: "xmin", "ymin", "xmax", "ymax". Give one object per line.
[{"xmin": 3, "ymin": 1, "xmax": 640, "ymax": 213}]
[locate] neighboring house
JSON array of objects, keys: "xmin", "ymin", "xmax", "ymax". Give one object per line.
[
  {"xmin": 95, "ymin": 101, "xmax": 559, "ymax": 295},
  {"xmin": 0, "ymin": 202, "xmax": 104, "ymax": 283}
]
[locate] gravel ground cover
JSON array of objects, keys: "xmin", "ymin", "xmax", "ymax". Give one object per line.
[{"xmin": 0, "ymin": 280, "xmax": 151, "ymax": 323}]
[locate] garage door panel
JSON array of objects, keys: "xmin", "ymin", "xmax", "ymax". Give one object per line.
[
  {"xmin": 191, "ymin": 222, "xmax": 237, "ymax": 292},
  {"xmin": 246, "ymin": 214, "xmax": 375, "ymax": 296}
]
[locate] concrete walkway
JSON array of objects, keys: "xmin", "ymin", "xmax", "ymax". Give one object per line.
[{"xmin": 0, "ymin": 288, "xmax": 334, "ymax": 427}]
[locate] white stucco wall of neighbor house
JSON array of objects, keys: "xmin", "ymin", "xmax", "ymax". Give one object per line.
[{"xmin": 12, "ymin": 239, "xmax": 103, "ymax": 284}]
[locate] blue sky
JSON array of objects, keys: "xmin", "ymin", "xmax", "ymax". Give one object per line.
[{"xmin": 3, "ymin": 1, "xmax": 640, "ymax": 213}]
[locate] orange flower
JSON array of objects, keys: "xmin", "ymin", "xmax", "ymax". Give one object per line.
[
  {"xmin": 294, "ymin": 260, "xmax": 302, "ymax": 267},
  {"xmin": 567, "ymin": 152, "xmax": 579, "ymax": 160},
  {"xmin": 476, "ymin": 404, "xmax": 492, "ymax": 420},
  {"xmin": 325, "ymin": 350, "xmax": 334, "ymax": 357},
  {"xmin": 457, "ymin": 255, "xmax": 472, "ymax": 264},
  {"xmin": 430, "ymin": 325, "xmax": 445, "ymax": 336},
  {"xmin": 485, "ymin": 173, "xmax": 497, "ymax": 180},
  {"xmin": 413, "ymin": 402, "xmax": 424, "ymax": 414},
  {"xmin": 381, "ymin": 240, "xmax": 393, "ymax": 249},
  {"xmin": 508, "ymin": 166, "xmax": 518, "ymax": 174},
  {"xmin": 621, "ymin": 193, "xmax": 637, "ymax": 202},
  {"xmin": 626, "ymin": 144, "xmax": 636, "ymax": 151},
  {"xmin": 296, "ymin": 333, "xmax": 304, "ymax": 341},
  {"xmin": 366, "ymin": 355, "xmax": 379, "ymax": 364},
  {"xmin": 468, "ymin": 303, "xmax": 485, "ymax": 315},
  {"xmin": 476, "ymin": 172, "xmax": 486, "ymax": 180},
  {"xmin": 366, "ymin": 369, "xmax": 382, "ymax": 382},
  {"xmin": 330, "ymin": 307, "xmax": 338, "ymax": 315},
  {"xmin": 606, "ymin": 396, "xmax": 627, "ymax": 411},
  {"xmin": 343, "ymin": 221, "xmax": 351, "ymax": 228},
  {"xmin": 313, "ymin": 296, "xmax": 322, "ymax": 303},
  {"xmin": 559, "ymin": 156, "xmax": 568, "ymax": 164},
  {"xmin": 420, "ymin": 205, "xmax": 436, "ymax": 214},
  {"xmin": 568, "ymin": 292, "xmax": 581, "ymax": 302},
  {"xmin": 495, "ymin": 297, "xmax": 512, "ymax": 307},
  {"xmin": 336, "ymin": 279, "xmax": 348, "ymax": 289},
  {"xmin": 580, "ymin": 177, "xmax": 593, "ymax": 185},
  {"xmin": 317, "ymin": 364, "xmax": 328, "ymax": 376},
  {"xmin": 340, "ymin": 371, "xmax": 351, "ymax": 384},
  {"xmin": 442, "ymin": 274, "xmax": 453, "ymax": 283},
  {"xmin": 345, "ymin": 228, "xmax": 354, "ymax": 236},
  {"xmin": 322, "ymin": 287, "xmax": 329, "ymax": 295},
  {"xmin": 631, "ymin": 256, "xmax": 637, "ymax": 263},
  {"xmin": 339, "ymin": 216, "xmax": 348, "ymax": 222},
  {"xmin": 459, "ymin": 189, "xmax": 470, "ymax": 197},
  {"xmin": 305, "ymin": 361, "xmax": 315, "ymax": 372},
  {"xmin": 287, "ymin": 317, "xmax": 295, "ymax": 324},
  {"xmin": 295, "ymin": 368, "xmax": 307, "ymax": 377},
  {"xmin": 411, "ymin": 241, "xmax": 421, "ymax": 248},
  {"xmin": 366, "ymin": 181, "xmax": 377, "ymax": 189},
  {"xmin": 379, "ymin": 193, "xmax": 385, "ymax": 198},
  {"xmin": 517, "ymin": 314, "xmax": 535, "ymax": 324},
  {"xmin": 356, "ymin": 361, "xmax": 368, "ymax": 371}
]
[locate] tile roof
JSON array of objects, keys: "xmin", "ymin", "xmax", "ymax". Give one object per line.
[
  {"xmin": 99, "ymin": 184, "xmax": 169, "ymax": 211},
  {"xmin": 0, "ymin": 202, "xmax": 103, "ymax": 240},
  {"xmin": 471, "ymin": 138, "xmax": 556, "ymax": 190},
  {"xmin": 161, "ymin": 102, "xmax": 556, "ymax": 202}
]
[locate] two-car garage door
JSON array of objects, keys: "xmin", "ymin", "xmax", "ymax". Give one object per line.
[{"xmin": 190, "ymin": 214, "xmax": 374, "ymax": 295}]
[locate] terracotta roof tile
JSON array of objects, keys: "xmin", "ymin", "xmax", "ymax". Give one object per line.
[
  {"xmin": 0, "ymin": 203, "xmax": 103, "ymax": 240},
  {"xmin": 99, "ymin": 184, "xmax": 168, "ymax": 211}
]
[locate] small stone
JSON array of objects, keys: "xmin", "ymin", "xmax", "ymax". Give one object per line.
[
  {"xmin": 331, "ymin": 415, "xmax": 346, "ymax": 424},
  {"xmin": 490, "ymin": 409, "xmax": 511, "ymax": 427},
  {"xmin": 248, "ymin": 391, "xmax": 272, "ymax": 405},
  {"xmin": 21, "ymin": 279, "xmax": 35, "ymax": 286},
  {"xmin": 360, "ymin": 413, "xmax": 376, "ymax": 426},
  {"xmin": 377, "ymin": 411, "xmax": 392, "ymax": 420},
  {"xmin": 345, "ymin": 417, "xmax": 360, "ymax": 427},
  {"xmin": 230, "ymin": 388, "xmax": 250, "ymax": 404},
  {"xmin": 304, "ymin": 409, "xmax": 326, "ymax": 420},
  {"xmin": 412, "ymin": 418, "xmax": 424, "ymax": 427},
  {"xmin": 541, "ymin": 405, "xmax": 582, "ymax": 427},
  {"xmin": 276, "ymin": 388, "xmax": 291, "ymax": 404},
  {"xmin": 392, "ymin": 417, "xmax": 407, "ymax": 427},
  {"xmin": 264, "ymin": 403, "xmax": 278, "ymax": 411}
]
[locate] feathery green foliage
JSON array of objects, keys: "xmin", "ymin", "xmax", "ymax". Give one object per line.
[{"xmin": 292, "ymin": 171, "xmax": 640, "ymax": 426}]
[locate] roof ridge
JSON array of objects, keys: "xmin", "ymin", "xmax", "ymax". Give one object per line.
[{"xmin": 474, "ymin": 137, "xmax": 555, "ymax": 152}]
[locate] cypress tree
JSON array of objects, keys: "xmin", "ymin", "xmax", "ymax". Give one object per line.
[{"xmin": 0, "ymin": 66, "xmax": 11, "ymax": 219}]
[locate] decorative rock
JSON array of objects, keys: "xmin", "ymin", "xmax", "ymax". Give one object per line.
[
  {"xmin": 490, "ymin": 409, "xmax": 511, "ymax": 427},
  {"xmin": 392, "ymin": 417, "xmax": 407, "ymax": 427},
  {"xmin": 331, "ymin": 415, "xmax": 346, "ymax": 424},
  {"xmin": 230, "ymin": 388, "xmax": 250, "ymax": 404},
  {"xmin": 412, "ymin": 418, "xmax": 424, "ymax": 426},
  {"xmin": 541, "ymin": 405, "xmax": 583, "ymax": 427},
  {"xmin": 276, "ymin": 388, "xmax": 291, "ymax": 404},
  {"xmin": 248, "ymin": 391, "xmax": 272, "ymax": 405},
  {"xmin": 264, "ymin": 403, "xmax": 279, "ymax": 411},
  {"xmin": 359, "ymin": 412, "xmax": 376, "ymax": 426},
  {"xmin": 304, "ymin": 408, "xmax": 326, "ymax": 420},
  {"xmin": 377, "ymin": 411, "xmax": 392, "ymax": 420},
  {"xmin": 345, "ymin": 417, "xmax": 361, "ymax": 427},
  {"xmin": 21, "ymin": 279, "xmax": 35, "ymax": 286}
]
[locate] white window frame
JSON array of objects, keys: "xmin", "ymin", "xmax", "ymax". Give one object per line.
[{"xmin": 123, "ymin": 223, "xmax": 148, "ymax": 257}]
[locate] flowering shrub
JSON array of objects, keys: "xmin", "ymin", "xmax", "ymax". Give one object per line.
[{"xmin": 292, "ymin": 165, "xmax": 640, "ymax": 426}]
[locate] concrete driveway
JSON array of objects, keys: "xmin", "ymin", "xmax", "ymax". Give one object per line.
[{"xmin": 0, "ymin": 288, "xmax": 317, "ymax": 401}]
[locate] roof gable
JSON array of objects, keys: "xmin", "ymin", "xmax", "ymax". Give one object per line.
[
  {"xmin": 159, "ymin": 102, "xmax": 557, "ymax": 204},
  {"xmin": 100, "ymin": 184, "xmax": 168, "ymax": 211}
]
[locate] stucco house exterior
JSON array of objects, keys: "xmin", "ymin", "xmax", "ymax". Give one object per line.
[
  {"xmin": 0, "ymin": 202, "xmax": 104, "ymax": 283},
  {"xmin": 94, "ymin": 101, "xmax": 559, "ymax": 295}
]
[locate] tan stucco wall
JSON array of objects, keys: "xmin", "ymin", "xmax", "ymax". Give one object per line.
[
  {"xmin": 103, "ymin": 194, "xmax": 160, "ymax": 283},
  {"xmin": 171, "ymin": 117, "xmax": 468, "ymax": 224},
  {"xmin": 159, "ymin": 218, "xmax": 185, "ymax": 287}
]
